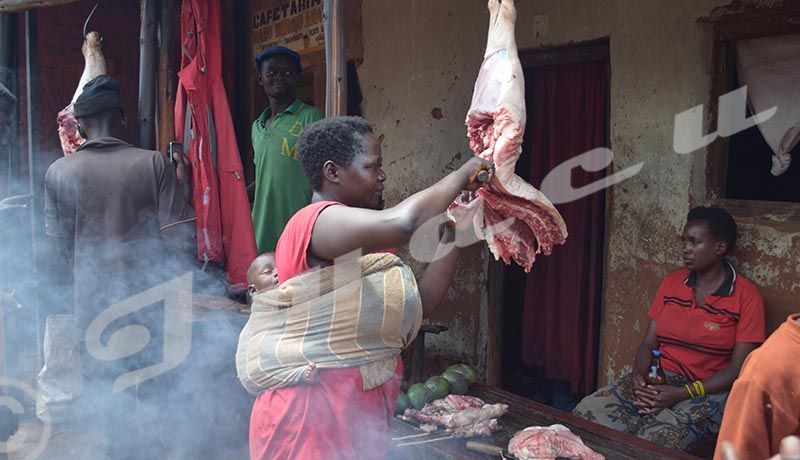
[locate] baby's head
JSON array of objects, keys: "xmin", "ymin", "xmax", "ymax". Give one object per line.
[{"xmin": 247, "ymin": 252, "xmax": 278, "ymax": 295}]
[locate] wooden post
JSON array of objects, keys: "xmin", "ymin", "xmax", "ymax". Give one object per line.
[
  {"xmin": 157, "ymin": 0, "xmax": 177, "ymax": 153},
  {"xmin": 0, "ymin": 12, "xmax": 21, "ymax": 196},
  {"xmin": 486, "ymin": 259, "xmax": 505, "ymax": 386},
  {"xmin": 24, "ymin": 9, "xmax": 42, "ymax": 374},
  {"xmin": 138, "ymin": 0, "xmax": 157, "ymax": 149},
  {"xmin": 323, "ymin": 0, "xmax": 346, "ymax": 117},
  {"xmin": 409, "ymin": 332, "xmax": 425, "ymax": 385}
]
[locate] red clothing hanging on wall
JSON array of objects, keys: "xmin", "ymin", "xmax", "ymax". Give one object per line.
[
  {"xmin": 175, "ymin": 0, "xmax": 257, "ymax": 290},
  {"xmin": 520, "ymin": 59, "xmax": 608, "ymax": 396}
]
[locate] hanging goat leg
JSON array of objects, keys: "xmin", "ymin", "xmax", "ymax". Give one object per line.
[
  {"xmin": 451, "ymin": 0, "xmax": 567, "ymax": 273},
  {"xmin": 57, "ymin": 31, "xmax": 106, "ymax": 155}
]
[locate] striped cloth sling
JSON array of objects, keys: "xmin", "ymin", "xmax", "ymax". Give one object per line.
[{"xmin": 236, "ymin": 253, "xmax": 423, "ymax": 394}]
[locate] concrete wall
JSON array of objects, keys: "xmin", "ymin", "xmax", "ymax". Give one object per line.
[{"xmin": 357, "ymin": 0, "xmax": 800, "ymax": 386}]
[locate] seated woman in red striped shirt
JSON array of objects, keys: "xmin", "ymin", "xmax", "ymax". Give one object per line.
[{"xmin": 573, "ymin": 207, "xmax": 765, "ymax": 453}]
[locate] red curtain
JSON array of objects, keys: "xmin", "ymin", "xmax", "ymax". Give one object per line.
[{"xmin": 520, "ymin": 59, "xmax": 608, "ymax": 396}]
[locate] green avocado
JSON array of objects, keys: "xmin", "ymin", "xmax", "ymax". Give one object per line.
[
  {"xmin": 407, "ymin": 383, "xmax": 434, "ymax": 410},
  {"xmin": 446, "ymin": 363, "xmax": 478, "ymax": 385},
  {"xmin": 441, "ymin": 370, "xmax": 469, "ymax": 395},
  {"xmin": 424, "ymin": 376, "xmax": 450, "ymax": 400},
  {"xmin": 395, "ymin": 391, "xmax": 411, "ymax": 415}
]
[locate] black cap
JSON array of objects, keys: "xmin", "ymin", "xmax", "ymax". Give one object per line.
[
  {"xmin": 73, "ymin": 75, "xmax": 124, "ymax": 118},
  {"xmin": 254, "ymin": 46, "xmax": 302, "ymax": 75}
]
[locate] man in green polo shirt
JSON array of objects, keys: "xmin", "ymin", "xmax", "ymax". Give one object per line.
[{"xmin": 251, "ymin": 46, "xmax": 324, "ymax": 253}]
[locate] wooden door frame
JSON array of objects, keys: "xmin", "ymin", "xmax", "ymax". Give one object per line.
[{"xmin": 704, "ymin": 3, "xmax": 800, "ymax": 218}]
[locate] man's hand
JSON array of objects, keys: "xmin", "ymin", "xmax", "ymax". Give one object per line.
[
  {"xmin": 166, "ymin": 148, "xmax": 192, "ymax": 204},
  {"xmin": 721, "ymin": 436, "xmax": 800, "ymax": 460},
  {"xmin": 174, "ymin": 149, "xmax": 191, "ymax": 184},
  {"xmin": 633, "ymin": 384, "xmax": 686, "ymax": 415}
]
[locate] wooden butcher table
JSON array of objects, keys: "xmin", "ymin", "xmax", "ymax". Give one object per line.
[{"xmin": 390, "ymin": 383, "xmax": 703, "ymax": 460}]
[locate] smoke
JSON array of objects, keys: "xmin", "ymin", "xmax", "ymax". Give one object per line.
[{"xmin": 1, "ymin": 144, "xmax": 251, "ymax": 457}]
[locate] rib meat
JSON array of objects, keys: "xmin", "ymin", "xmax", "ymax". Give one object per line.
[
  {"xmin": 405, "ymin": 404, "xmax": 507, "ymax": 428},
  {"xmin": 398, "ymin": 395, "xmax": 507, "ymax": 437},
  {"xmin": 508, "ymin": 424, "xmax": 605, "ymax": 460},
  {"xmin": 425, "ymin": 394, "xmax": 486, "ymax": 412},
  {"xmin": 57, "ymin": 31, "xmax": 106, "ymax": 156},
  {"xmin": 451, "ymin": 0, "xmax": 567, "ymax": 271}
]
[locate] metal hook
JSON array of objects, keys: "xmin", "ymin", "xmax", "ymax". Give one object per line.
[{"xmin": 83, "ymin": 2, "xmax": 100, "ymax": 39}]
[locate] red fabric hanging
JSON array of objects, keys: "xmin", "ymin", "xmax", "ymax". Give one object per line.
[
  {"xmin": 520, "ymin": 59, "xmax": 608, "ymax": 396},
  {"xmin": 175, "ymin": 0, "xmax": 257, "ymax": 290}
]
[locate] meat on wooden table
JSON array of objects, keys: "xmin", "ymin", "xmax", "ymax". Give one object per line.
[
  {"xmin": 451, "ymin": 0, "xmax": 567, "ymax": 272},
  {"xmin": 508, "ymin": 424, "xmax": 605, "ymax": 460},
  {"xmin": 398, "ymin": 395, "xmax": 508, "ymax": 437},
  {"xmin": 57, "ymin": 31, "xmax": 106, "ymax": 156}
]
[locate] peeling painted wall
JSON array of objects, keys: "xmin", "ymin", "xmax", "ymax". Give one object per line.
[
  {"xmin": 357, "ymin": 0, "xmax": 799, "ymax": 386},
  {"xmin": 359, "ymin": 1, "xmax": 492, "ymax": 379},
  {"xmin": 734, "ymin": 220, "xmax": 800, "ymax": 332}
]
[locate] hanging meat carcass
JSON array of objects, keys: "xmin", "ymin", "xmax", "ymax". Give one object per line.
[
  {"xmin": 450, "ymin": 0, "xmax": 567, "ymax": 271},
  {"xmin": 56, "ymin": 31, "xmax": 106, "ymax": 155}
]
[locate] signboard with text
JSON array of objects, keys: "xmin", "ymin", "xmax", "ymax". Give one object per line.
[{"xmin": 251, "ymin": 0, "xmax": 325, "ymax": 62}]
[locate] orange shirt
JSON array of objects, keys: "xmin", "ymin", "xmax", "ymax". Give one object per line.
[
  {"xmin": 714, "ymin": 314, "xmax": 800, "ymax": 460},
  {"xmin": 647, "ymin": 262, "xmax": 765, "ymax": 381}
]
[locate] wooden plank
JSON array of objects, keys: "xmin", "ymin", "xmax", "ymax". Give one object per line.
[
  {"xmin": 390, "ymin": 383, "xmax": 702, "ymax": 460},
  {"xmin": 407, "ymin": 331, "xmax": 425, "ymax": 385},
  {"xmin": 519, "ymin": 39, "xmax": 609, "ymax": 68},
  {"xmin": 323, "ymin": 0, "xmax": 346, "ymax": 117},
  {"xmin": 711, "ymin": 7, "xmax": 800, "ymax": 42},
  {"xmin": 137, "ymin": 0, "xmax": 157, "ymax": 150},
  {"xmin": 485, "ymin": 259, "xmax": 504, "ymax": 386},
  {"xmin": 0, "ymin": 0, "xmax": 79, "ymax": 13},
  {"xmin": 704, "ymin": 34, "xmax": 729, "ymax": 204},
  {"xmin": 156, "ymin": 0, "xmax": 177, "ymax": 154}
]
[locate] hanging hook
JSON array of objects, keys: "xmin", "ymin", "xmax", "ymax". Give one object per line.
[{"xmin": 83, "ymin": 2, "xmax": 100, "ymax": 39}]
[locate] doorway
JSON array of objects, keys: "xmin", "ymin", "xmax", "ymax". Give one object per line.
[{"xmin": 497, "ymin": 40, "xmax": 610, "ymax": 411}]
